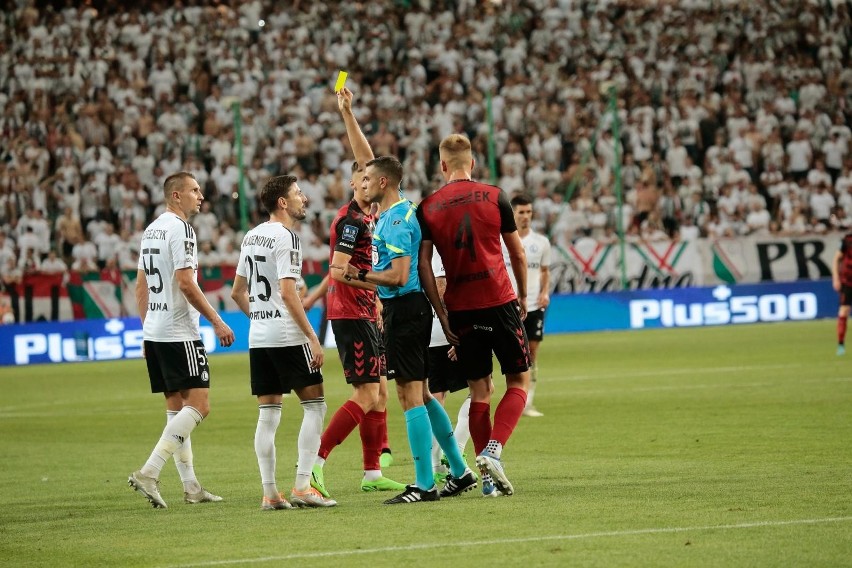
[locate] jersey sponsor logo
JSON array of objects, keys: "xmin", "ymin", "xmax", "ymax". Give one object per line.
[
  {"xmin": 148, "ymin": 302, "xmax": 168, "ymax": 311},
  {"xmin": 250, "ymin": 309, "xmax": 283, "ymax": 320},
  {"xmin": 392, "ymin": 219, "xmax": 402, "ymax": 226},
  {"xmin": 629, "ymin": 285, "xmax": 818, "ymax": 328},
  {"xmin": 341, "ymin": 224, "xmax": 359, "ymax": 242},
  {"xmin": 290, "ymin": 250, "xmax": 300, "ymax": 266},
  {"xmin": 454, "ymin": 267, "xmax": 497, "ymax": 283}
]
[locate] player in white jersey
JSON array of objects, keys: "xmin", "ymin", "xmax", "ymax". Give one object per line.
[
  {"xmin": 502, "ymin": 194, "xmax": 551, "ymax": 417},
  {"xmin": 231, "ymin": 175, "xmax": 335, "ymax": 509},
  {"xmin": 129, "ymin": 172, "xmax": 235, "ymax": 509}
]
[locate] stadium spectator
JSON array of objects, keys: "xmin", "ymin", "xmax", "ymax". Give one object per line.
[{"xmin": 0, "ymin": 0, "xmax": 849, "ymax": 313}]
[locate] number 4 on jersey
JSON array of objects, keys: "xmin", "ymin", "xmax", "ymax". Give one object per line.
[{"xmin": 454, "ymin": 213, "xmax": 476, "ymax": 261}]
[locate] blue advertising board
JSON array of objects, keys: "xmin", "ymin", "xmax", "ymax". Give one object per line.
[
  {"xmin": 544, "ymin": 280, "xmax": 836, "ymax": 333},
  {"xmin": 0, "ymin": 280, "xmax": 838, "ymax": 366}
]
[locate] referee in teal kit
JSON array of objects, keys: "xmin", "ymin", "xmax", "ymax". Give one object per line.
[{"xmin": 333, "ymin": 156, "xmax": 476, "ymax": 505}]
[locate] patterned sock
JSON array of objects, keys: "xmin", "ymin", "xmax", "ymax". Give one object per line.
[
  {"xmin": 141, "ymin": 406, "xmax": 203, "ymax": 479},
  {"xmin": 468, "ymin": 401, "xmax": 492, "ymax": 456},
  {"xmin": 839, "ymin": 316, "xmax": 847, "ymax": 345},
  {"xmin": 318, "ymin": 400, "xmax": 365, "ymax": 460},
  {"xmin": 404, "ymin": 405, "xmax": 435, "ymax": 491},
  {"xmin": 255, "ymin": 403, "xmax": 282, "ymax": 499},
  {"xmin": 296, "ymin": 398, "xmax": 326, "ymax": 492},
  {"xmin": 359, "ymin": 410, "xmax": 384, "ymax": 472},
  {"xmin": 454, "ymin": 396, "xmax": 471, "ymax": 454},
  {"xmin": 491, "ymin": 387, "xmax": 527, "ymax": 447},
  {"xmin": 167, "ymin": 410, "xmax": 200, "ymax": 493},
  {"xmin": 425, "ymin": 398, "xmax": 466, "ymax": 477},
  {"xmin": 484, "ymin": 439, "xmax": 503, "ymax": 458}
]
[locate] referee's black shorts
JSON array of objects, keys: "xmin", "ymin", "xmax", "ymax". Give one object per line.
[{"xmin": 382, "ymin": 292, "xmax": 431, "ymax": 381}]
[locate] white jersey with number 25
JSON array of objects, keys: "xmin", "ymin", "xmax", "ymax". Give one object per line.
[{"xmin": 236, "ymin": 221, "xmax": 306, "ymax": 348}]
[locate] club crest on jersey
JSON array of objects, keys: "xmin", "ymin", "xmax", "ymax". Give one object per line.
[
  {"xmin": 290, "ymin": 250, "xmax": 300, "ymax": 266},
  {"xmin": 342, "ymin": 225, "xmax": 358, "ymax": 242},
  {"xmin": 201, "ymin": 370, "xmax": 209, "ymax": 382}
]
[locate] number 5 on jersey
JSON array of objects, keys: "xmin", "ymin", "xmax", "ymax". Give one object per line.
[{"xmin": 245, "ymin": 255, "xmax": 271, "ymax": 302}]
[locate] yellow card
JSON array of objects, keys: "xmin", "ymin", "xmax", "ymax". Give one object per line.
[{"xmin": 334, "ymin": 71, "xmax": 348, "ymax": 92}]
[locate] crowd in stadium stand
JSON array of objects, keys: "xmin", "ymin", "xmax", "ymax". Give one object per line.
[{"xmin": 0, "ymin": 0, "xmax": 850, "ymax": 304}]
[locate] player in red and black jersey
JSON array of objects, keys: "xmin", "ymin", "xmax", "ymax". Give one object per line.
[
  {"xmin": 300, "ymin": 88, "xmax": 404, "ymax": 498},
  {"xmin": 416, "ymin": 133, "xmax": 530, "ymax": 497},
  {"xmin": 831, "ymin": 232, "xmax": 852, "ymax": 355}
]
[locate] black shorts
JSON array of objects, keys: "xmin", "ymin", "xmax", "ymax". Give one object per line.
[
  {"xmin": 525, "ymin": 309, "xmax": 546, "ymax": 342},
  {"xmin": 332, "ymin": 319, "xmax": 382, "ymax": 384},
  {"xmin": 250, "ymin": 345, "xmax": 323, "ymax": 396},
  {"xmin": 448, "ymin": 300, "xmax": 531, "ymax": 382},
  {"xmin": 428, "ymin": 344, "xmax": 467, "ymax": 394},
  {"xmin": 145, "ymin": 340, "xmax": 210, "ymax": 393},
  {"xmin": 840, "ymin": 286, "xmax": 852, "ymax": 307},
  {"xmin": 382, "ymin": 292, "xmax": 431, "ymax": 381}
]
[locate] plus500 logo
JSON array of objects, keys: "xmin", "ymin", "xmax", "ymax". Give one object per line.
[
  {"xmin": 629, "ymin": 291, "xmax": 818, "ymax": 329},
  {"xmin": 13, "ymin": 328, "xmax": 216, "ymax": 365}
]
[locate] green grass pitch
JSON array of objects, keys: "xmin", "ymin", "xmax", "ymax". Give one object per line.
[{"xmin": 1, "ymin": 320, "xmax": 851, "ymax": 567}]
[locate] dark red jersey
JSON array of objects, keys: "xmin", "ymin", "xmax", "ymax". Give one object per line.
[
  {"xmin": 839, "ymin": 233, "xmax": 852, "ymax": 287},
  {"xmin": 326, "ymin": 200, "xmax": 377, "ymax": 321},
  {"xmin": 417, "ymin": 179, "xmax": 518, "ymax": 311}
]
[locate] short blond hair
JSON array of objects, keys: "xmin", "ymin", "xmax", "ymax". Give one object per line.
[{"xmin": 439, "ymin": 134, "xmax": 472, "ymax": 170}]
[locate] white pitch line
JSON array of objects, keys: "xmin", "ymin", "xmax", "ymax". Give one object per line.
[{"xmin": 167, "ymin": 516, "xmax": 852, "ymax": 568}]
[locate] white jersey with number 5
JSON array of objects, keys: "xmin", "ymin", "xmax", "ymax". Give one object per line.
[
  {"xmin": 236, "ymin": 221, "xmax": 306, "ymax": 348},
  {"xmin": 502, "ymin": 231, "xmax": 551, "ymax": 311},
  {"xmin": 138, "ymin": 212, "xmax": 200, "ymax": 342}
]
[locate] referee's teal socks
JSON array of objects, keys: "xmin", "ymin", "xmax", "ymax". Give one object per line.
[
  {"xmin": 404, "ymin": 405, "xmax": 435, "ymax": 490},
  {"xmin": 425, "ymin": 398, "xmax": 466, "ymax": 478}
]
